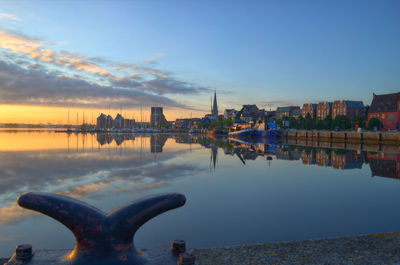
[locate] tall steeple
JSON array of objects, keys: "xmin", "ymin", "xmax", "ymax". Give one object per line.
[{"xmin": 212, "ymin": 90, "xmax": 218, "ymax": 120}]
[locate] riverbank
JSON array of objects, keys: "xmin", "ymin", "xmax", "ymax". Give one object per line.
[
  {"xmin": 193, "ymin": 232, "xmax": 400, "ymax": 264},
  {"xmin": 283, "ymin": 129, "xmax": 400, "ymax": 145}
]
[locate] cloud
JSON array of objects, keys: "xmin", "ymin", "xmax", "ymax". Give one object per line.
[
  {"xmin": 0, "ymin": 30, "xmax": 114, "ymax": 77},
  {"xmin": 0, "ymin": 202, "xmax": 34, "ymax": 226},
  {"xmin": 0, "ymin": 60, "xmax": 188, "ymax": 108},
  {"xmin": 0, "ymin": 13, "xmax": 20, "ymax": 21},
  {"xmin": 144, "ymin": 53, "xmax": 165, "ymax": 65},
  {"xmin": 0, "ymin": 29, "xmax": 212, "ymax": 106},
  {"xmin": 255, "ymin": 100, "xmax": 297, "ymax": 108},
  {"xmin": 142, "ymin": 78, "xmax": 210, "ymax": 94},
  {"xmin": 112, "ymin": 76, "xmax": 210, "ymax": 95}
]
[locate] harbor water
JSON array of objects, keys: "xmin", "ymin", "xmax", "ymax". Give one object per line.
[{"xmin": 1, "ymin": 131, "xmax": 400, "ymax": 257}]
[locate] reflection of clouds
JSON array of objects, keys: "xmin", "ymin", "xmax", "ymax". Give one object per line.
[
  {"xmin": 0, "ymin": 202, "xmax": 36, "ymax": 226},
  {"xmin": 0, "ymin": 147, "xmax": 203, "ymax": 225}
]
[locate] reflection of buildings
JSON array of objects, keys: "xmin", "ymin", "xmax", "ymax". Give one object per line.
[
  {"xmin": 96, "ymin": 133, "xmax": 135, "ymax": 146},
  {"xmin": 331, "ymin": 151, "xmax": 363, "ymax": 170},
  {"xmin": 301, "ymin": 149, "xmax": 363, "ymax": 169},
  {"xmin": 275, "ymin": 149, "xmax": 301, "ymax": 161},
  {"xmin": 368, "ymin": 152, "xmax": 400, "ymax": 179},
  {"xmin": 211, "ymin": 144, "xmax": 218, "ymax": 169},
  {"xmin": 150, "ymin": 135, "xmax": 168, "ymax": 153},
  {"xmin": 316, "ymin": 149, "xmax": 331, "ymax": 167},
  {"xmin": 301, "ymin": 149, "xmax": 316, "ymax": 165}
]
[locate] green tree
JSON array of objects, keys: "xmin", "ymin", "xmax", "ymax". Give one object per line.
[
  {"xmin": 365, "ymin": 105, "xmax": 370, "ymax": 116},
  {"xmin": 323, "ymin": 115, "xmax": 332, "ymax": 130},
  {"xmin": 288, "ymin": 117, "xmax": 297, "ymax": 129},
  {"xmin": 353, "ymin": 116, "xmax": 365, "ymax": 129},
  {"xmin": 305, "ymin": 113, "xmax": 313, "ymax": 130},
  {"xmin": 313, "ymin": 119, "xmax": 323, "ymax": 130},
  {"xmin": 368, "ymin": 118, "xmax": 381, "ymax": 131},
  {"xmin": 225, "ymin": 118, "xmax": 233, "ymax": 127},
  {"xmin": 333, "ymin": 115, "xmax": 351, "ymax": 130}
]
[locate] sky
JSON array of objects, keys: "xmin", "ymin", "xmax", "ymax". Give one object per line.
[{"xmin": 0, "ymin": 0, "xmax": 399, "ymax": 123}]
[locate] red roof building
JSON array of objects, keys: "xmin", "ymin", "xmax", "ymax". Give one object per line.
[{"xmin": 368, "ymin": 92, "xmax": 400, "ymax": 131}]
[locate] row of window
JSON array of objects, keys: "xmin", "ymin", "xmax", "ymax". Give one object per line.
[{"xmin": 370, "ymin": 113, "xmax": 396, "ymax": 120}]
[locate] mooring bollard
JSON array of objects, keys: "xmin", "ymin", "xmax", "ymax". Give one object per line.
[
  {"xmin": 17, "ymin": 192, "xmax": 186, "ymax": 265},
  {"xmin": 178, "ymin": 252, "xmax": 195, "ymax": 265},
  {"xmin": 171, "ymin": 240, "xmax": 186, "ymax": 254},
  {"xmin": 15, "ymin": 244, "xmax": 32, "ymax": 261}
]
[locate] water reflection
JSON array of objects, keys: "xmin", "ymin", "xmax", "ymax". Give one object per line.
[
  {"xmin": 0, "ymin": 133, "xmax": 205, "ymax": 228},
  {"xmin": 2, "ymin": 132, "xmax": 400, "ymax": 256}
]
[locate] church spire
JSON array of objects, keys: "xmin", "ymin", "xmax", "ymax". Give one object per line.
[{"xmin": 212, "ymin": 90, "xmax": 218, "ymax": 120}]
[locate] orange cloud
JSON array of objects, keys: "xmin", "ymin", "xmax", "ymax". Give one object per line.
[
  {"xmin": 0, "ymin": 202, "xmax": 35, "ymax": 226},
  {"xmin": 0, "ymin": 30, "xmax": 113, "ymax": 77}
]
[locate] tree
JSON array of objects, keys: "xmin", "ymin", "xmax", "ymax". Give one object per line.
[
  {"xmin": 288, "ymin": 117, "xmax": 297, "ymax": 129},
  {"xmin": 323, "ymin": 115, "xmax": 332, "ymax": 130},
  {"xmin": 365, "ymin": 105, "xmax": 370, "ymax": 116},
  {"xmin": 333, "ymin": 115, "xmax": 351, "ymax": 130},
  {"xmin": 305, "ymin": 113, "xmax": 313, "ymax": 130},
  {"xmin": 225, "ymin": 118, "xmax": 233, "ymax": 127},
  {"xmin": 368, "ymin": 118, "xmax": 381, "ymax": 131},
  {"xmin": 313, "ymin": 119, "xmax": 324, "ymax": 130},
  {"xmin": 296, "ymin": 116, "xmax": 305, "ymax": 129},
  {"xmin": 353, "ymin": 116, "xmax": 365, "ymax": 129}
]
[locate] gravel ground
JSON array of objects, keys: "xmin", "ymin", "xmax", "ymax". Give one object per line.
[{"xmin": 193, "ymin": 232, "xmax": 400, "ymax": 265}]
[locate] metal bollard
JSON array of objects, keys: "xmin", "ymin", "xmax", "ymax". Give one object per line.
[
  {"xmin": 15, "ymin": 244, "xmax": 32, "ymax": 261},
  {"xmin": 178, "ymin": 252, "xmax": 195, "ymax": 265},
  {"xmin": 171, "ymin": 239, "xmax": 186, "ymax": 254}
]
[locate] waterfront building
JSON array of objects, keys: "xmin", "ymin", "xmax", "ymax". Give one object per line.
[
  {"xmin": 317, "ymin": 102, "xmax": 333, "ymax": 120},
  {"xmin": 96, "ymin": 113, "xmax": 107, "ymax": 129},
  {"xmin": 106, "ymin": 115, "xmax": 114, "ymax": 128},
  {"xmin": 302, "ymin": 103, "xmax": 318, "ymax": 119},
  {"xmin": 224, "ymin": 109, "xmax": 237, "ymax": 119},
  {"xmin": 150, "ymin": 107, "xmax": 168, "ymax": 128},
  {"xmin": 368, "ymin": 92, "xmax": 400, "ymax": 131},
  {"xmin": 332, "ymin": 100, "xmax": 365, "ymax": 119},
  {"xmin": 174, "ymin": 118, "xmax": 192, "ymax": 129},
  {"xmin": 276, "ymin": 106, "xmax": 302, "ymax": 120},
  {"xmin": 114, "ymin": 113, "xmax": 124, "ymax": 129},
  {"xmin": 235, "ymin": 104, "xmax": 260, "ymax": 122},
  {"xmin": 96, "ymin": 113, "xmax": 135, "ymax": 129},
  {"xmin": 266, "ymin": 110, "xmax": 276, "ymax": 120}
]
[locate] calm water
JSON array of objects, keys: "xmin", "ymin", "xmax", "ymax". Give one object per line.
[{"xmin": 1, "ymin": 131, "xmax": 400, "ymax": 257}]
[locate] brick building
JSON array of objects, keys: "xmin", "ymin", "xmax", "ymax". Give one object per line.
[
  {"xmin": 332, "ymin": 100, "xmax": 365, "ymax": 119},
  {"xmin": 302, "ymin": 103, "xmax": 318, "ymax": 119},
  {"xmin": 368, "ymin": 92, "xmax": 400, "ymax": 131},
  {"xmin": 276, "ymin": 106, "xmax": 302, "ymax": 120},
  {"xmin": 317, "ymin": 102, "xmax": 333, "ymax": 120}
]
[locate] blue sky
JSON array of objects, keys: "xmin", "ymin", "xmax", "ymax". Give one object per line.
[{"xmin": 0, "ymin": 0, "xmax": 399, "ymax": 120}]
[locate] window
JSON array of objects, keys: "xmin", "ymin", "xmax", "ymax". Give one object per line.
[
  {"xmin": 382, "ymin": 114, "xmax": 385, "ymax": 119},
  {"xmin": 388, "ymin": 114, "xmax": 396, "ymax": 120}
]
